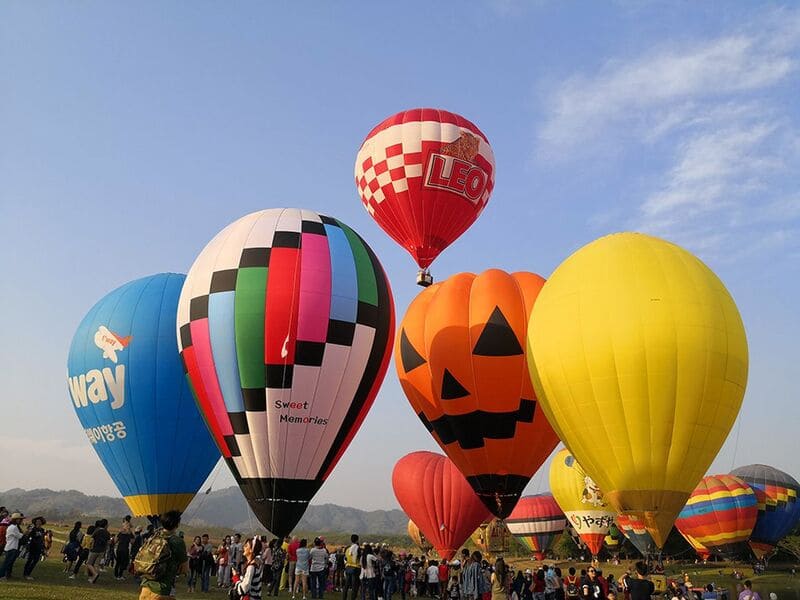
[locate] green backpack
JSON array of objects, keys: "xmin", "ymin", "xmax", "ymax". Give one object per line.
[{"xmin": 133, "ymin": 530, "xmax": 173, "ymax": 578}]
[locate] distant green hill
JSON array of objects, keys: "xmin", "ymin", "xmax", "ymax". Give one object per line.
[{"xmin": 0, "ymin": 486, "xmax": 408, "ymax": 535}]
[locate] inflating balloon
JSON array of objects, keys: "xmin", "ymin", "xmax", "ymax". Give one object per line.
[
  {"xmin": 549, "ymin": 449, "xmax": 616, "ymax": 557},
  {"xmin": 675, "ymin": 474, "xmax": 757, "ymax": 558},
  {"xmin": 68, "ymin": 273, "xmax": 220, "ymax": 515},
  {"xmin": 506, "ymin": 494, "xmax": 566, "ymax": 560},
  {"xmin": 528, "ymin": 233, "xmax": 749, "ymax": 547},
  {"xmin": 616, "ymin": 514, "xmax": 657, "ymax": 557},
  {"xmin": 392, "ymin": 451, "xmax": 490, "ymax": 560},
  {"xmin": 682, "ymin": 532, "xmax": 712, "ymax": 561},
  {"xmin": 408, "ymin": 519, "xmax": 433, "ymax": 554},
  {"xmin": 178, "ymin": 209, "xmax": 395, "ymax": 536},
  {"xmin": 396, "ymin": 269, "xmax": 559, "ymax": 518},
  {"xmin": 470, "ymin": 518, "xmax": 511, "ymax": 557},
  {"xmin": 355, "ymin": 108, "xmax": 495, "ymax": 285},
  {"xmin": 730, "ymin": 464, "xmax": 800, "ymax": 559}
]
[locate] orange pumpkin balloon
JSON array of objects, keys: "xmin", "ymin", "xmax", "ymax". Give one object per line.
[{"xmin": 396, "ymin": 269, "xmax": 560, "ymax": 518}]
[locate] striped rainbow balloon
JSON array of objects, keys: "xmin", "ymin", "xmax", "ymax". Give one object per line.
[{"xmin": 675, "ymin": 474, "xmax": 757, "ymax": 558}]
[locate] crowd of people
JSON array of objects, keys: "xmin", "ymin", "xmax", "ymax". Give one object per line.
[{"xmin": 0, "ymin": 505, "xmax": 778, "ymax": 600}]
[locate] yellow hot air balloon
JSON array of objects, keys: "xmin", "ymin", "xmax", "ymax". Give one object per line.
[
  {"xmin": 470, "ymin": 518, "xmax": 511, "ymax": 557},
  {"xmin": 408, "ymin": 519, "xmax": 433, "ymax": 554},
  {"xmin": 549, "ymin": 448, "xmax": 616, "ymax": 557},
  {"xmin": 527, "ymin": 233, "xmax": 748, "ymax": 548}
]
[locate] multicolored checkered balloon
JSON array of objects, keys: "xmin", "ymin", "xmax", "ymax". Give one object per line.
[{"xmin": 177, "ymin": 209, "xmax": 395, "ymax": 536}]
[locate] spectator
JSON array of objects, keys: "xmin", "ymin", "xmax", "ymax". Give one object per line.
[
  {"xmin": 22, "ymin": 516, "xmax": 46, "ymax": 579},
  {"xmin": 71, "ymin": 524, "xmax": 95, "ymax": 579},
  {"xmin": 116, "ymin": 516, "xmax": 134, "ymax": 580},
  {"xmin": 738, "ymin": 581, "xmax": 761, "ymax": 600},
  {"xmin": 0, "ymin": 512, "xmax": 25, "ymax": 579},
  {"xmin": 187, "ymin": 535, "xmax": 203, "ymax": 593},
  {"xmin": 235, "ymin": 536, "xmax": 264, "ymax": 600},
  {"xmin": 343, "ymin": 534, "xmax": 361, "ymax": 600},
  {"xmin": 310, "ymin": 537, "xmax": 330, "ymax": 599},
  {"xmin": 138, "ymin": 509, "xmax": 188, "ymax": 599},
  {"xmin": 87, "ymin": 518, "xmax": 110, "ymax": 584},
  {"xmin": 626, "ymin": 563, "xmax": 654, "ymax": 600},
  {"xmin": 295, "ymin": 538, "xmax": 311, "ymax": 600}
]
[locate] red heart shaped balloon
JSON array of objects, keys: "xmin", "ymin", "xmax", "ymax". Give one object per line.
[{"xmin": 392, "ymin": 451, "xmax": 490, "ymax": 560}]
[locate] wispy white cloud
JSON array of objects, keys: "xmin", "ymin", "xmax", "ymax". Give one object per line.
[{"xmin": 536, "ymin": 9, "xmax": 800, "ymax": 259}]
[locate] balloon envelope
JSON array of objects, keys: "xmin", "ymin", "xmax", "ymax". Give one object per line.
[
  {"xmin": 396, "ymin": 269, "xmax": 559, "ymax": 518},
  {"xmin": 616, "ymin": 514, "xmax": 657, "ymax": 557},
  {"xmin": 392, "ymin": 451, "xmax": 490, "ymax": 561},
  {"xmin": 408, "ymin": 519, "xmax": 433, "ymax": 554},
  {"xmin": 549, "ymin": 449, "xmax": 616, "ymax": 557},
  {"xmin": 730, "ymin": 464, "xmax": 800, "ymax": 558},
  {"xmin": 528, "ymin": 233, "xmax": 749, "ymax": 547},
  {"xmin": 355, "ymin": 108, "xmax": 495, "ymax": 270},
  {"xmin": 506, "ymin": 494, "xmax": 566, "ymax": 558},
  {"xmin": 68, "ymin": 273, "xmax": 220, "ymax": 515},
  {"xmin": 178, "ymin": 209, "xmax": 394, "ymax": 536},
  {"xmin": 675, "ymin": 474, "xmax": 757, "ymax": 558},
  {"xmin": 470, "ymin": 518, "xmax": 511, "ymax": 556}
]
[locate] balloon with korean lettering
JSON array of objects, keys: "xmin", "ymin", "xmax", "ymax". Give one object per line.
[
  {"xmin": 674, "ymin": 474, "xmax": 757, "ymax": 558},
  {"xmin": 177, "ymin": 209, "xmax": 395, "ymax": 537},
  {"xmin": 67, "ymin": 273, "xmax": 220, "ymax": 516},
  {"xmin": 393, "ymin": 451, "xmax": 490, "ymax": 561},
  {"xmin": 396, "ymin": 269, "xmax": 560, "ymax": 518},
  {"xmin": 730, "ymin": 464, "xmax": 800, "ymax": 559},
  {"xmin": 549, "ymin": 449, "xmax": 616, "ymax": 557},
  {"xmin": 528, "ymin": 232, "xmax": 749, "ymax": 548},
  {"xmin": 355, "ymin": 108, "xmax": 495, "ymax": 282}
]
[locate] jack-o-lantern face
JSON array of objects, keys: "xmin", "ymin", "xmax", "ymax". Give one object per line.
[{"xmin": 395, "ymin": 269, "xmax": 560, "ymax": 518}]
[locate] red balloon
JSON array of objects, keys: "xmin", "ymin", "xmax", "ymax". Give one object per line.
[
  {"xmin": 393, "ymin": 451, "xmax": 490, "ymax": 560},
  {"xmin": 355, "ymin": 108, "xmax": 495, "ymax": 271},
  {"xmin": 506, "ymin": 494, "xmax": 566, "ymax": 557}
]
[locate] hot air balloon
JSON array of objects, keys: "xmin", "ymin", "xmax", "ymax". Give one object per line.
[
  {"xmin": 528, "ymin": 233, "xmax": 749, "ymax": 548},
  {"xmin": 675, "ymin": 474, "xmax": 757, "ymax": 558},
  {"xmin": 471, "ymin": 518, "xmax": 511, "ymax": 557},
  {"xmin": 682, "ymin": 532, "xmax": 712, "ymax": 561},
  {"xmin": 616, "ymin": 515, "xmax": 658, "ymax": 557},
  {"xmin": 355, "ymin": 108, "xmax": 495, "ymax": 286},
  {"xmin": 396, "ymin": 269, "xmax": 560, "ymax": 518},
  {"xmin": 408, "ymin": 519, "xmax": 433, "ymax": 555},
  {"xmin": 177, "ymin": 209, "xmax": 395, "ymax": 536},
  {"xmin": 549, "ymin": 449, "xmax": 616, "ymax": 558},
  {"xmin": 730, "ymin": 464, "xmax": 800, "ymax": 559},
  {"xmin": 393, "ymin": 451, "xmax": 490, "ymax": 561},
  {"xmin": 68, "ymin": 273, "xmax": 220, "ymax": 515},
  {"xmin": 506, "ymin": 494, "xmax": 566, "ymax": 560}
]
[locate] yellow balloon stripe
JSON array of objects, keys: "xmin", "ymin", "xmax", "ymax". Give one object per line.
[{"xmin": 123, "ymin": 493, "xmax": 196, "ymax": 516}]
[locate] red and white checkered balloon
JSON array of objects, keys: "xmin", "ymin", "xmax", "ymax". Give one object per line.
[{"xmin": 355, "ymin": 108, "xmax": 495, "ymax": 270}]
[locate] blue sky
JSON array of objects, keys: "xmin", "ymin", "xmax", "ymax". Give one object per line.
[{"xmin": 1, "ymin": 2, "xmax": 798, "ymax": 510}]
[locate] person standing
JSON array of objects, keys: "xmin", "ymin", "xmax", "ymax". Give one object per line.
[
  {"xmin": 116, "ymin": 517, "xmax": 134, "ymax": 580},
  {"xmin": 199, "ymin": 534, "xmax": 214, "ymax": 593},
  {"xmin": 310, "ymin": 537, "xmax": 330, "ymax": 599},
  {"xmin": 342, "ymin": 534, "xmax": 361, "ymax": 600},
  {"xmin": 270, "ymin": 538, "xmax": 286, "ymax": 597},
  {"xmin": 217, "ymin": 539, "xmax": 231, "ymax": 588},
  {"xmin": 234, "ymin": 537, "xmax": 264, "ymax": 600},
  {"xmin": 294, "ymin": 538, "xmax": 311, "ymax": 600},
  {"xmin": 0, "ymin": 512, "xmax": 25, "ymax": 580},
  {"xmin": 230, "ymin": 534, "xmax": 244, "ymax": 574},
  {"xmin": 625, "ymin": 563, "xmax": 654, "ymax": 600},
  {"xmin": 427, "ymin": 561, "xmax": 439, "ymax": 599},
  {"xmin": 287, "ymin": 536, "xmax": 301, "ymax": 593},
  {"xmin": 738, "ymin": 581, "xmax": 762, "ymax": 600},
  {"xmin": 359, "ymin": 544, "xmax": 378, "ymax": 600},
  {"xmin": 461, "ymin": 552, "xmax": 482, "ymax": 600},
  {"xmin": 22, "ymin": 516, "xmax": 46, "ymax": 579},
  {"xmin": 491, "ymin": 558, "xmax": 509, "ymax": 600},
  {"xmin": 187, "ymin": 536, "xmax": 203, "ymax": 593},
  {"xmin": 138, "ymin": 509, "xmax": 188, "ymax": 600}
]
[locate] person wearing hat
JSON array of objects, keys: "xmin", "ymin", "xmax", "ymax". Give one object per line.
[
  {"xmin": 22, "ymin": 516, "xmax": 46, "ymax": 579},
  {"xmin": 0, "ymin": 512, "xmax": 25, "ymax": 580}
]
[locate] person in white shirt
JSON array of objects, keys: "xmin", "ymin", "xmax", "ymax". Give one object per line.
[
  {"xmin": 427, "ymin": 561, "xmax": 440, "ymax": 592},
  {"xmin": 0, "ymin": 513, "xmax": 25, "ymax": 580},
  {"xmin": 359, "ymin": 543, "xmax": 378, "ymax": 600},
  {"xmin": 309, "ymin": 537, "xmax": 330, "ymax": 599}
]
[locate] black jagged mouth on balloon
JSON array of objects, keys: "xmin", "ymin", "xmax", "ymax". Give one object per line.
[{"xmin": 466, "ymin": 474, "xmax": 529, "ymax": 519}]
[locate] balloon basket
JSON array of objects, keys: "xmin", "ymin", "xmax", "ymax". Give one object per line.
[{"xmin": 416, "ymin": 269, "xmax": 433, "ymax": 287}]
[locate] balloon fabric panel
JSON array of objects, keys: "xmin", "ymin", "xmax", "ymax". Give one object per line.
[
  {"xmin": 616, "ymin": 515, "xmax": 657, "ymax": 557},
  {"xmin": 355, "ymin": 108, "xmax": 495, "ymax": 269},
  {"xmin": 675, "ymin": 475, "xmax": 757, "ymax": 557},
  {"xmin": 178, "ymin": 209, "xmax": 394, "ymax": 536},
  {"xmin": 67, "ymin": 273, "xmax": 220, "ymax": 515},
  {"xmin": 549, "ymin": 449, "xmax": 616, "ymax": 556},
  {"xmin": 393, "ymin": 451, "xmax": 490, "ymax": 561},
  {"xmin": 527, "ymin": 233, "xmax": 748, "ymax": 548},
  {"xmin": 396, "ymin": 270, "xmax": 559, "ymax": 519},
  {"xmin": 730, "ymin": 464, "xmax": 800, "ymax": 556}
]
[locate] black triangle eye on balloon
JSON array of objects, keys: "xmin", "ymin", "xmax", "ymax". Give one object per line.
[
  {"xmin": 441, "ymin": 368, "xmax": 470, "ymax": 400},
  {"xmin": 472, "ymin": 306, "xmax": 523, "ymax": 356},
  {"xmin": 400, "ymin": 329, "xmax": 427, "ymax": 373}
]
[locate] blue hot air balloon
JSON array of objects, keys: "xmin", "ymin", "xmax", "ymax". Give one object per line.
[{"xmin": 67, "ymin": 273, "xmax": 220, "ymax": 515}]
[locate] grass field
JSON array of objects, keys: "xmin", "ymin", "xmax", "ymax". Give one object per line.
[{"xmin": 1, "ymin": 528, "xmax": 797, "ymax": 600}]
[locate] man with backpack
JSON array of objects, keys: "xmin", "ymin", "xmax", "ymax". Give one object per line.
[
  {"xmin": 564, "ymin": 567, "xmax": 581, "ymax": 600},
  {"xmin": 136, "ymin": 509, "xmax": 188, "ymax": 599}
]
